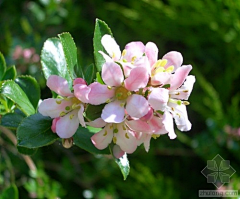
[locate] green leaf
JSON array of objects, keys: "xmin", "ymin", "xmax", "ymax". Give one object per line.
[
  {"xmin": 0, "ymin": 52, "xmax": 6, "ymax": 81},
  {"xmin": 0, "ymin": 184, "xmax": 18, "ymax": 199},
  {"xmin": 2, "ymin": 66, "xmax": 17, "ymax": 81},
  {"xmin": 96, "ymin": 72, "xmax": 104, "ymax": 84},
  {"xmin": 0, "ymin": 109, "xmax": 25, "ymax": 129},
  {"xmin": 15, "ymin": 76, "xmax": 40, "ymax": 110},
  {"xmin": 73, "ymin": 126, "xmax": 110, "ymax": 154},
  {"xmin": 0, "ymin": 80, "xmax": 35, "ymax": 116},
  {"xmin": 58, "ymin": 32, "xmax": 78, "ymax": 80},
  {"xmin": 84, "ymin": 63, "xmax": 95, "ymax": 85},
  {"xmin": 93, "ymin": 19, "xmax": 113, "ymax": 72},
  {"xmin": 17, "ymin": 113, "xmax": 59, "ymax": 148},
  {"xmin": 74, "ymin": 50, "xmax": 85, "ymax": 79},
  {"xmin": 41, "ymin": 38, "xmax": 72, "ymax": 87},
  {"xmin": 115, "ymin": 153, "xmax": 130, "ymax": 180},
  {"xmin": 17, "ymin": 146, "xmax": 38, "ymax": 155},
  {"xmin": 84, "ymin": 103, "xmax": 105, "ymax": 121}
]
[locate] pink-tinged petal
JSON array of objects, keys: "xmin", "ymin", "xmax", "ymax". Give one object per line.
[
  {"xmin": 86, "ymin": 118, "xmax": 107, "ymax": 128},
  {"xmin": 171, "ymin": 75, "xmax": 195, "ymax": 100},
  {"xmin": 102, "ymin": 62, "xmax": 124, "ymax": 87},
  {"xmin": 91, "ymin": 125, "xmax": 113, "ymax": 150},
  {"xmin": 148, "ymin": 88, "xmax": 169, "ymax": 111},
  {"xmin": 162, "ymin": 111, "xmax": 177, "ymax": 139},
  {"xmin": 121, "ymin": 62, "xmax": 134, "ymax": 77},
  {"xmin": 88, "ymin": 82, "xmax": 115, "ymax": 105},
  {"xmin": 170, "ymin": 103, "xmax": 191, "ymax": 131},
  {"xmin": 170, "ymin": 65, "xmax": 192, "ymax": 90},
  {"xmin": 51, "ymin": 117, "xmax": 60, "ymax": 133},
  {"xmin": 78, "ymin": 104, "xmax": 85, "ymax": 127},
  {"xmin": 47, "ymin": 75, "xmax": 73, "ymax": 97},
  {"xmin": 73, "ymin": 78, "xmax": 87, "ymax": 86},
  {"xmin": 151, "ymin": 72, "xmax": 172, "ymax": 86},
  {"xmin": 113, "ymin": 145, "xmax": 125, "ymax": 159},
  {"xmin": 126, "ymin": 94, "xmax": 149, "ymax": 118},
  {"xmin": 56, "ymin": 109, "xmax": 79, "ymax": 138},
  {"xmin": 148, "ymin": 116, "xmax": 168, "ymax": 135},
  {"xmin": 143, "ymin": 134, "xmax": 152, "ymax": 152},
  {"xmin": 38, "ymin": 98, "xmax": 72, "ymax": 118},
  {"xmin": 115, "ymin": 128, "xmax": 137, "ymax": 153},
  {"xmin": 134, "ymin": 56, "xmax": 151, "ymax": 75},
  {"xmin": 101, "ymin": 35, "xmax": 121, "ymax": 61},
  {"xmin": 162, "ymin": 51, "xmax": 183, "ymax": 71},
  {"xmin": 124, "ymin": 67, "xmax": 149, "ymax": 91},
  {"xmin": 145, "ymin": 42, "xmax": 158, "ymax": 67},
  {"xmin": 101, "ymin": 101, "xmax": 125, "ymax": 123},
  {"xmin": 140, "ymin": 107, "xmax": 153, "ymax": 122},
  {"xmin": 126, "ymin": 119, "xmax": 152, "ymax": 133},
  {"xmin": 124, "ymin": 41, "xmax": 145, "ymax": 62},
  {"xmin": 73, "ymin": 84, "xmax": 91, "ymax": 103}
]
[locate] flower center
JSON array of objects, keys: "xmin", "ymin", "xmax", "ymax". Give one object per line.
[{"xmin": 115, "ymin": 86, "xmax": 130, "ymax": 100}]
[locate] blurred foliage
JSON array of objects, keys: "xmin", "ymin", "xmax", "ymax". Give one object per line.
[{"xmin": 0, "ymin": 0, "xmax": 240, "ymax": 198}]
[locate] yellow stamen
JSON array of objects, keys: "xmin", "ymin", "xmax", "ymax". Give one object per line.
[
  {"xmin": 165, "ymin": 65, "xmax": 174, "ymax": 73},
  {"xmin": 125, "ymin": 133, "xmax": 129, "ymax": 139},
  {"xmin": 103, "ymin": 130, "xmax": 107, "ymax": 136},
  {"xmin": 113, "ymin": 136, "xmax": 117, "ymax": 144},
  {"xmin": 152, "ymin": 134, "xmax": 160, "ymax": 139},
  {"xmin": 56, "ymin": 100, "xmax": 62, "ymax": 104},
  {"xmin": 122, "ymin": 49, "xmax": 127, "ymax": 57}
]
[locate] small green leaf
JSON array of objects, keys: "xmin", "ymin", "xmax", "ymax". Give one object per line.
[
  {"xmin": 73, "ymin": 126, "xmax": 110, "ymax": 154},
  {"xmin": 0, "ymin": 109, "xmax": 25, "ymax": 129},
  {"xmin": 0, "ymin": 52, "xmax": 6, "ymax": 81},
  {"xmin": 58, "ymin": 32, "xmax": 78, "ymax": 80},
  {"xmin": 15, "ymin": 76, "xmax": 40, "ymax": 110},
  {"xmin": 93, "ymin": 19, "xmax": 113, "ymax": 72},
  {"xmin": 85, "ymin": 104, "xmax": 105, "ymax": 121},
  {"xmin": 2, "ymin": 66, "xmax": 17, "ymax": 80},
  {"xmin": 0, "ymin": 184, "xmax": 18, "ymax": 199},
  {"xmin": 115, "ymin": 153, "xmax": 130, "ymax": 180},
  {"xmin": 41, "ymin": 38, "xmax": 72, "ymax": 87},
  {"xmin": 84, "ymin": 64, "xmax": 95, "ymax": 85},
  {"xmin": 74, "ymin": 50, "xmax": 85, "ymax": 79},
  {"xmin": 96, "ymin": 72, "xmax": 104, "ymax": 84},
  {"xmin": 17, "ymin": 113, "xmax": 59, "ymax": 148},
  {"xmin": 17, "ymin": 146, "xmax": 38, "ymax": 155},
  {"xmin": 162, "ymin": 84, "xmax": 170, "ymax": 89},
  {"xmin": 0, "ymin": 80, "xmax": 35, "ymax": 116}
]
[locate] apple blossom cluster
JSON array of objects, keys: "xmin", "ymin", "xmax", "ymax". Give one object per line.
[{"xmin": 39, "ymin": 34, "xmax": 195, "ymax": 158}]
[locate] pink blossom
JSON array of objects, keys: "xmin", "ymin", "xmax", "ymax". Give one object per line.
[
  {"xmin": 87, "ymin": 61, "xmax": 150, "ymax": 123},
  {"xmin": 91, "ymin": 119, "xmax": 138, "ymax": 155},
  {"xmin": 39, "ymin": 75, "xmax": 88, "ymax": 138},
  {"xmin": 99, "ymin": 34, "xmax": 149, "ymax": 77}
]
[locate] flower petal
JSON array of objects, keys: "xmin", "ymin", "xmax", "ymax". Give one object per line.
[
  {"xmin": 171, "ymin": 75, "xmax": 196, "ymax": 100},
  {"xmin": 86, "ymin": 118, "xmax": 107, "ymax": 128},
  {"xmin": 88, "ymin": 82, "xmax": 115, "ymax": 105},
  {"xmin": 124, "ymin": 41, "xmax": 145, "ymax": 62},
  {"xmin": 73, "ymin": 78, "xmax": 87, "ymax": 86},
  {"xmin": 126, "ymin": 94, "xmax": 149, "ymax": 118},
  {"xmin": 101, "ymin": 34, "xmax": 121, "ymax": 61},
  {"xmin": 51, "ymin": 117, "xmax": 60, "ymax": 133},
  {"xmin": 148, "ymin": 88, "xmax": 169, "ymax": 111},
  {"xmin": 56, "ymin": 109, "xmax": 79, "ymax": 138},
  {"xmin": 124, "ymin": 67, "xmax": 149, "ymax": 91},
  {"xmin": 47, "ymin": 75, "xmax": 73, "ymax": 97},
  {"xmin": 145, "ymin": 42, "xmax": 158, "ymax": 67},
  {"xmin": 102, "ymin": 62, "xmax": 124, "ymax": 87},
  {"xmin": 126, "ymin": 119, "xmax": 152, "ymax": 133},
  {"xmin": 73, "ymin": 84, "xmax": 91, "ymax": 103},
  {"xmin": 101, "ymin": 101, "xmax": 125, "ymax": 123},
  {"xmin": 151, "ymin": 72, "xmax": 172, "ymax": 86},
  {"xmin": 170, "ymin": 65, "xmax": 192, "ymax": 90},
  {"xmin": 91, "ymin": 125, "xmax": 113, "ymax": 150},
  {"xmin": 38, "ymin": 98, "xmax": 72, "ymax": 118},
  {"xmin": 113, "ymin": 145, "xmax": 125, "ymax": 159},
  {"xmin": 78, "ymin": 104, "xmax": 85, "ymax": 127},
  {"xmin": 115, "ymin": 127, "xmax": 137, "ymax": 153},
  {"xmin": 162, "ymin": 51, "xmax": 183, "ymax": 71},
  {"xmin": 162, "ymin": 111, "xmax": 177, "ymax": 139},
  {"xmin": 171, "ymin": 103, "xmax": 192, "ymax": 131}
]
